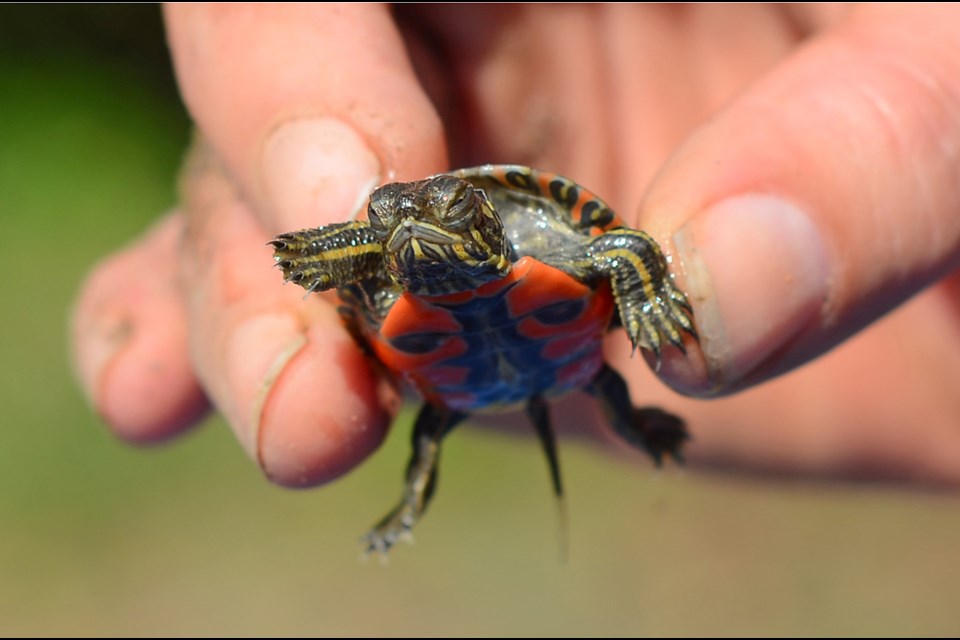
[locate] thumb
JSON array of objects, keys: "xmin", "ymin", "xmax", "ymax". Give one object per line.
[{"xmin": 647, "ymin": 4, "xmax": 960, "ymax": 396}]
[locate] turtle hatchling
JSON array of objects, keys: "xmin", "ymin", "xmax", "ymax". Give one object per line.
[{"xmin": 270, "ymin": 165, "xmax": 698, "ymax": 554}]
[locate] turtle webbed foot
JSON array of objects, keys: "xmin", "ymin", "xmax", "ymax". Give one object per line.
[
  {"xmin": 361, "ymin": 502, "xmax": 419, "ymax": 558},
  {"xmin": 589, "ymin": 365, "xmax": 690, "ymax": 466},
  {"xmin": 632, "ymin": 407, "xmax": 690, "ymax": 466}
]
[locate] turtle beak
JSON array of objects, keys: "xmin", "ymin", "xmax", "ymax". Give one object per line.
[{"xmin": 386, "ymin": 218, "xmax": 462, "ymax": 253}]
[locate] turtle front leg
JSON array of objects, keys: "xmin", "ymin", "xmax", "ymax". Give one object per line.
[
  {"xmin": 270, "ymin": 221, "xmax": 384, "ymax": 293},
  {"xmin": 362, "ymin": 403, "xmax": 466, "ymax": 556},
  {"xmin": 588, "ymin": 364, "xmax": 689, "ymax": 465},
  {"xmin": 587, "ymin": 229, "xmax": 696, "ymax": 361}
]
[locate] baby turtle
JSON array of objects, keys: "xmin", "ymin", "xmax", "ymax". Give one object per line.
[{"xmin": 271, "ymin": 165, "xmax": 697, "ymax": 554}]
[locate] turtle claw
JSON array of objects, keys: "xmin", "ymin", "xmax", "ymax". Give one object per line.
[
  {"xmin": 626, "ymin": 297, "xmax": 694, "ymax": 366},
  {"xmin": 637, "ymin": 282, "xmax": 697, "ymax": 358}
]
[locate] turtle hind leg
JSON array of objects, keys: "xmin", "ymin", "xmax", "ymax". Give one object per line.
[
  {"xmin": 361, "ymin": 403, "xmax": 465, "ymax": 557},
  {"xmin": 587, "ymin": 228, "xmax": 696, "ymax": 362},
  {"xmin": 587, "ymin": 365, "xmax": 689, "ymax": 466}
]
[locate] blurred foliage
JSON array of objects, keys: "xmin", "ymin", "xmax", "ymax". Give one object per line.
[{"xmin": 1, "ymin": 5, "xmax": 959, "ymax": 637}]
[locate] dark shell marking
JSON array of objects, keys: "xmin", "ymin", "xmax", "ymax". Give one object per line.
[
  {"xmin": 271, "ymin": 164, "xmax": 697, "ymax": 556},
  {"xmin": 450, "ymin": 165, "xmax": 619, "ymax": 232}
]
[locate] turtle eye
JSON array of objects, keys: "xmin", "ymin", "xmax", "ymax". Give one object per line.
[
  {"xmin": 444, "ymin": 188, "xmax": 476, "ymax": 229},
  {"xmin": 367, "ymin": 186, "xmax": 400, "ymax": 238},
  {"xmin": 367, "ymin": 202, "xmax": 391, "ymax": 237}
]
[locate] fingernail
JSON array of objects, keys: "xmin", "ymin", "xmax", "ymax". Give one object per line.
[
  {"xmin": 224, "ymin": 313, "xmax": 307, "ymax": 459},
  {"xmin": 72, "ymin": 310, "xmax": 133, "ymax": 409},
  {"xmin": 253, "ymin": 322, "xmax": 391, "ymax": 488},
  {"xmin": 260, "ymin": 118, "xmax": 382, "ymax": 229},
  {"xmin": 673, "ymin": 194, "xmax": 830, "ymax": 392}
]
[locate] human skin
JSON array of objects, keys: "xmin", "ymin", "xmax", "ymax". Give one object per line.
[{"xmin": 72, "ymin": 4, "xmax": 960, "ymax": 486}]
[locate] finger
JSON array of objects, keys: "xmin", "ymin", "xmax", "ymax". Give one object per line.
[
  {"xmin": 71, "ymin": 213, "xmax": 210, "ymax": 443},
  {"xmin": 640, "ymin": 4, "xmax": 960, "ymax": 395},
  {"xmin": 178, "ymin": 143, "xmax": 395, "ymax": 488},
  {"xmin": 164, "ymin": 3, "xmax": 446, "ymax": 232}
]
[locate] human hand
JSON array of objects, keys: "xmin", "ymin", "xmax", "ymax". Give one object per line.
[{"xmin": 71, "ymin": 4, "xmax": 960, "ymax": 486}]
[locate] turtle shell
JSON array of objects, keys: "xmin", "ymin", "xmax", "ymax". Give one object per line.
[{"xmin": 348, "ymin": 165, "xmax": 623, "ymax": 412}]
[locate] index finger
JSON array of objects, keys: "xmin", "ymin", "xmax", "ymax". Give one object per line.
[{"xmin": 165, "ymin": 3, "xmax": 447, "ymax": 231}]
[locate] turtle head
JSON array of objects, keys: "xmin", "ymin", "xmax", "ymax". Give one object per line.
[{"xmin": 367, "ymin": 175, "xmax": 511, "ymax": 296}]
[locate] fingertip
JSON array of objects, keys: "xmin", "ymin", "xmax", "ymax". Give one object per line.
[
  {"xmin": 98, "ymin": 330, "xmax": 210, "ymax": 444},
  {"xmin": 256, "ymin": 326, "xmax": 395, "ymax": 488},
  {"xmin": 259, "ymin": 118, "xmax": 382, "ymax": 229},
  {"xmin": 665, "ymin": 194, "xmax": 830, "ymax": 396},
  {"xmin": 166, "ymin": 4, "xmax": 447, "ymax": 231},
  {"xmin": 71, "ymin": 214, "xmax": 211, "ymax": 443}
]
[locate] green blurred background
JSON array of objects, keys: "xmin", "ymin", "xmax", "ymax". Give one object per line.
[{"xmin": 2, "ymin": 5, "xmax": 960, "ymax": 636}]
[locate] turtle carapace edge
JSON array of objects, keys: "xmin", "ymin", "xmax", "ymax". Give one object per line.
[{"xmin": 270, "ymin": 165, "xmax": 698, "ymax": 555}]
